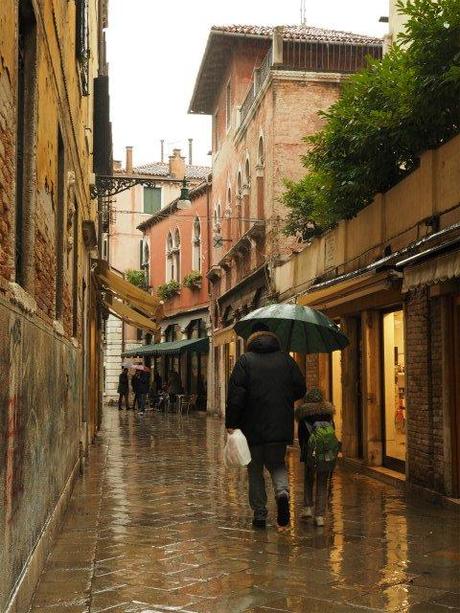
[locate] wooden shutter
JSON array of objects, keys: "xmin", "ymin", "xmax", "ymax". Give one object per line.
[{"xmin": 144, "ymin": 187, "xmax": 161, "ymax": 214}]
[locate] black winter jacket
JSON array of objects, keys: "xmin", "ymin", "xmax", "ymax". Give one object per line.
[
  {"xmin": 225, "ymin": 332, "xmax": 306, "ymax": 446},
  {"xmin": 117, "ymin": 371, "xmax": 129, "ymax": 394},
  {"xmin": 137, "ymin": 371, "xmax": 150, "ymax": 394}
]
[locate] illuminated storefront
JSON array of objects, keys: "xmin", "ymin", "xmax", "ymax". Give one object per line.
[{"xmin": 382, "ymin": 310, "xmax": 406, "ymax": 471}]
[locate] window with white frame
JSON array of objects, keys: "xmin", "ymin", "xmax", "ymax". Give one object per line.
[{"xmin": 192, "ymin": 217, "xmax": 201, "ymax": 272}]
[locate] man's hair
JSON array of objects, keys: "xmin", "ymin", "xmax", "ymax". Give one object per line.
[{"xmin": 251, "ymin": 322, "xmax": 270, "ymax": 334}]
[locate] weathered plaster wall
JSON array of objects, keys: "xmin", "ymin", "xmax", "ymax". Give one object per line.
[
  {"xmin": 0, "ymin": 303, "xmax": 81, "ymax": 610},
  {"xmin": 0, "ymin": 0, "xmax": 103, "ymax": 609}
]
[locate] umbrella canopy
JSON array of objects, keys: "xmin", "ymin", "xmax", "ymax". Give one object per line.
[{"xmin": 234, "ymin": 304, "xmax": 349, "ymax": 354}]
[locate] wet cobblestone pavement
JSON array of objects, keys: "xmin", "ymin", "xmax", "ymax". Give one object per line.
[{"xmin": 29, "ymin": 408, "xmax": 460, "ymax": 612}]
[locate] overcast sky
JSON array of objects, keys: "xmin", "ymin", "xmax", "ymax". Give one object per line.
[{"xmin": 107, "ymin": 0, "xmax": 389, "ymax": 168}]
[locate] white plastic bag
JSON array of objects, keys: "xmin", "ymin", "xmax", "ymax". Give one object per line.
[{"xmin": 224, "ymin": 429, "xmax": 252, "ymax": 467}]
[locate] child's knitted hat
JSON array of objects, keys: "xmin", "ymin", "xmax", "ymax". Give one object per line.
[{"xmin": 305, "ymin": 387, "xmax": 324, "ymax": 403}]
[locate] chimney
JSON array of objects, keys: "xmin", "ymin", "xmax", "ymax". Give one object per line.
[
  {"xmin": 272, "ymin": 26, "xmax": 284, "ymax": 65},
  {"xmin": 126, "ymin": 146, "xmax": 133, "ymax": 174},
  {"xmin": 188, "ymin": 138, "xmax": 193, "ymax": 165},
  {"xmin": 169, "ymin": 148, "xmax": 185, "ymax": 180},
  {"xmin": 160, "ymin": 139, "xmax": 164, "ymax": 163}
]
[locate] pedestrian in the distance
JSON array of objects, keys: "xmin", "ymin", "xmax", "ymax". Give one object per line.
[
  {"xmin": 117, "ymin": 367, "xmax": 129, "ymax": 410},
  {"xmin": 131, "ymin": 371, "xmax": 140, "ymax": 411},
  {"xmin": 225, "ymin": 322, "xmax": 306, "ymax": 528},
  {"xmin": 137, "ymin": 369, "xmax": 150, "ymax": 414},
  {"xmin": 295, "ymin": 387, "xmax": 339, "ymax": 527}
]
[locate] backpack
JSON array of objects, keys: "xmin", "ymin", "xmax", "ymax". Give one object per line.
[{"xmin": 305, "ymin": 420, "xmax": 340, "ymax": 473}]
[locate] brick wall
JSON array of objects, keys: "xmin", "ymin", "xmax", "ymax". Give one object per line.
[
  {"xmin": 405, "ymin": 290, "xmax": 448, "ymax": 493},
  {"xmin": 0, "ymin": 1, "xmax": 103, "ymax": 609},
  {"xmin": 406, "ymin": 289, "xmax": 432, "ymax": 487},
  {"xmin": 0, "ymin": 6, "xmax": 15, "ymax": 282},
  {"xmin": 430, "ymin": 297, "xmax": 445, "ymax": 494}
]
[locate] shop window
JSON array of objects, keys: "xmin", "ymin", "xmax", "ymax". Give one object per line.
[
  {"xmin": 383, "ymin": 310, "xmax": 406, "ymax": 469},
  {"xmin": 331, "ymin": 349, "xmax": 343, "ymax": 441}
]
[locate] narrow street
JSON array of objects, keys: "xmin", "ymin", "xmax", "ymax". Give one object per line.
[{"xmin": 29, "ymin": 409, "xmax": 459, "ymax": 613}]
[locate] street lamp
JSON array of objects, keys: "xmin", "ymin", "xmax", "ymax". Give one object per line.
[{"xmin": 177, "ymin": 177, "xmax": 191, "ymax": 210}]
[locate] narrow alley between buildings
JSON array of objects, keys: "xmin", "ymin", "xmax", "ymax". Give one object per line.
[{"xmin": 29, "ymin": 408, "xmax": 460, "ymax": 613}]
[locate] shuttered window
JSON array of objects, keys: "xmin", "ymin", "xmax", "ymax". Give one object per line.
[{"xmin": 143, "ymin": 187, "xmax": 161, "ymax": 214}]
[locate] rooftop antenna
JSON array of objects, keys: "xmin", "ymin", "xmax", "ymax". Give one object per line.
[{"xmin": 300, "ymin": 0, "xmax": 306, "ymax": 25}]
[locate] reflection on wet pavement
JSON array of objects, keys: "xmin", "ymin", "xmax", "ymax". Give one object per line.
[{"xmin": 29, "ymin": 409, "xmax": 460, "ymax": 612}]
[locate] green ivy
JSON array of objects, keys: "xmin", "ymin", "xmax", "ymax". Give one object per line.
[
  {"xmin": 283, "ymin": 0, "xmax": 460, "ymax": 238},
  {"xmin": 125, "ymin": 269, "xmax": 147, "ymax": 289},
  {"xmin": 183, "ymin": 270, "xmax": 202, "ymax": 289},
  {"xmin": 157, "ymin": 280, "xmax": 181, "ymax": 301}
]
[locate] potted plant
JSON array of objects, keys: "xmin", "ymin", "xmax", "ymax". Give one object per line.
[
  {"xmin": 183, "ymin": 270, "xmax": 202, "ymax": 290},
  {"xmin": 126, "ymin": 269, "xmax": 147, "ymax": 290},
  {"xmin": 156, "ymin": 280, "xmax": 181, "ymax": 301}
]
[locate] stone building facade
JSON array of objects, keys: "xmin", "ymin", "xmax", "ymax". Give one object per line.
[
  {"xmin": 0, "ymin": 1, "xmax": 110, "ymax": 610},
  {"xmin": 138, "ymin": 180, "xmax": 212, "ymax": 402},
  {"xmin": 188, "ymin": 24, "xmax": 382, "ymax": 415},
  {"xmin": 274, "ymin": 134, "xmax": 460, "ymax": 500},
  {"xmin": 103, "ymin": 147, "xmax": 210, "ymax": 400}
]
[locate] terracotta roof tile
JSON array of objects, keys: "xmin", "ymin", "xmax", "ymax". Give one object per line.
[
  {"xmin": 133, "ymin": 162, "xmax": 211, "ymax": 180},
  {"xmin": 211, "ymin": 24, "xmax": 382, "ymax": 45}
]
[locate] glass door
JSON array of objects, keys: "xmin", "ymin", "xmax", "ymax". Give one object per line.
[{"xmin": 382, "ymin": 310, "xmax": 406, "ymax": 472}]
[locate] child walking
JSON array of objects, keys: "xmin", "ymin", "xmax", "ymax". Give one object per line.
[{"xmin": 295, "ymin": 388, "xmax": 339, "ymax": 527}]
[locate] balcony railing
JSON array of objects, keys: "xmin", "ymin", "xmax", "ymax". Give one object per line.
[
  {"xmin": 240, "ymin": 49, "xmax": 272, "ymax": 125},
  {"xmin": 238, "ymin": 39, "xmax": 382, "ymax": 128},
  {"xmin": 281, "ymin": 40, "xmax": 382, "ymax": 74}
]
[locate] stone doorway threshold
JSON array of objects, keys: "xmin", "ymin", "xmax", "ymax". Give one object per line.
[{"xmin": 339, "ymin": 456, "xmax": 460, "ymax": 511}]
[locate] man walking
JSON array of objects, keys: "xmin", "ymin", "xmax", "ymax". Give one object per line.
[
  {"xmin": 225, "ymin": 323, "xmax": 306, "ymax": 528},
  {"xmin": 117, "ymin": 367, "xmax": 129, "ymax": 410}
]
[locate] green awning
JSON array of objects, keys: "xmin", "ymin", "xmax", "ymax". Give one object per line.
[{"xmin": 122, "ymin": 337, "xmax": 209, "ymax": 358}]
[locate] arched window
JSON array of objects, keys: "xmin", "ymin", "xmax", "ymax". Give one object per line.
[
  {"xmin": 258, "ymin": 136, "xmax": 264, "ymax": 165},
  {"xmin": 192, "ymin": 217, "xmax": 201, "ymax": 271},
  {"xmin": 142, "ymin": 241, "xmax": 149, "ymax": 267},
  {"xmin": 214, "ymin": 203, "xmax": 221, "ymax": 230},
  {"xmin": 173, "ymin": 229, "xmax": 180, "ymax": 281},
  {"xmin": 225, "ymin": 187, "xmax": 232, "ymax": 242},
  {"xmin": 166, "ymin": 230, "xmax": 180, "ymax": 282},
  {"xmin": 166, "ymin": 232, "xmax": 173, "ymax": 281},
  {"xmin": 142, "ymin": 240, "xmax": 150, "ymax": 286},
  {"xmin": 245, "ymin": 158, "xmax": 250, "ymax": 188},
  {"xmin": 236, "ymin": 171, "xmax": 243, "ymax": 236}
]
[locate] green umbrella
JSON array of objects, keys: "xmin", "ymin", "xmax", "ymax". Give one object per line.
[{"xmin": 234, "ymin": 304, "xmax": 349, "ymax": 354}]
